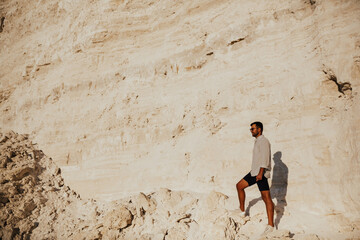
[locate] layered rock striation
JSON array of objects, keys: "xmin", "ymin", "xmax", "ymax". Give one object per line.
[{"xmin": 0, "ymin": 0, "xmax": 360, "ymax": 238}]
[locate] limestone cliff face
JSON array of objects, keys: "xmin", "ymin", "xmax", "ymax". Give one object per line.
[{"xmin": 0, "ymin": 0, "xmax": 359, "ymax": 233}]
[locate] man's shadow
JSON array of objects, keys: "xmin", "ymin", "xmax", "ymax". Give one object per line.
[{"xmin": 245, "ymin": 151, "xmax": 288, "ymax": 229}]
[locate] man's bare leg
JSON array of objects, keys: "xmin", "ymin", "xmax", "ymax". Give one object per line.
[
  {"xmin": 261, "ymin": 190, "xmax": 274, "ymax": 227},
  {"xmin": 236, "ymin": 179, "xmax": 249, "ymax": 212}
]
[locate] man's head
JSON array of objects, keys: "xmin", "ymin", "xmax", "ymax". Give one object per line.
[{"xmin": 250, "ymin": 121, "xmax": 263, "ymax": 138}]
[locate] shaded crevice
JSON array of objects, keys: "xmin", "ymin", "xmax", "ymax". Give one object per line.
[
  {"xmin": 0, "ymin": 17, "xmax": 4, "ymax": 32},
  {"xmin": 305, "ymin": 0, "xmax": 316, "ymax": 10},
  {"xmin": 163, "ymin": 230, "xmax": 168, "ymax": 240},
  {"xmin": 227, "ymin": 37, "xmax": 245, "ymax": 46},
  {"xmin": 323, "ymin": 68, "xmax": 352, "ymax": 95}
]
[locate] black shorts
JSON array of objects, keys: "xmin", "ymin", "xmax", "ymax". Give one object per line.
[{"xmin": 243, "ymin": 172, "xmax": 270, "ymax": 191}]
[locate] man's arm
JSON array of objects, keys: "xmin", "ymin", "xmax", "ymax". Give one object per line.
[
  {"xmin": 256, "ymin": 139, "xmax": 271, "ymax": 181},
  {"xmin": 256, "ymin": 167, "xmax": 265, "ymax": 181}
]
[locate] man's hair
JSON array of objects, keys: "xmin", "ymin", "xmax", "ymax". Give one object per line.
[{"xmin": 251, "ymin": 121, "xmax": 263, "ymax": 132}]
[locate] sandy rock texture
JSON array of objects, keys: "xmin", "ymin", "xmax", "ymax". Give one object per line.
[
  {"xmin": 0, "ymin": 0, "xmax": 360, "ymax": 239},
  {"xmin": 0, "ymin": 131, "xmax": 99, "ymax": 240},
  {"xmin": 0, "ymin": 132, "xmax": 332, "ymax": 240}
]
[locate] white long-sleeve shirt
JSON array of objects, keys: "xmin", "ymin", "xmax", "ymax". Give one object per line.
[{"xmin": 251, "ymin": 135, "xmax": 271, "ymax": 178}]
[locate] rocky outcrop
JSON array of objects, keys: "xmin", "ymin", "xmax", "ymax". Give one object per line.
[{"xmin": 0, "ymin": 131, "xmax": 97, "ymax": 239}]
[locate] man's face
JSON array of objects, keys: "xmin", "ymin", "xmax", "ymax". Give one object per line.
[{"xmin": 250, "ymin": 124, "xmax": 261, "ymax": 137}]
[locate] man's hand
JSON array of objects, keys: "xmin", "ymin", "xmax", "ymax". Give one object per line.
[
  {"xmin": 256, "ymin": 174, "xmax": 262, "ymax": 182},
  {"xmin": 256, "ymin": 168, "xmax": 265, "ymax": 181}
]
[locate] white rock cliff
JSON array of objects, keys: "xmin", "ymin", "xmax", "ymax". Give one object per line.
[{"xmin": 0, "ymin": 0, "xmax": 359, "ymax": 239}]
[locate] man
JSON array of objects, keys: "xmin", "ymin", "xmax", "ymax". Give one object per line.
[{"xmin": 236, "ymin": 121, "xmax": 275, "ymax": 234}]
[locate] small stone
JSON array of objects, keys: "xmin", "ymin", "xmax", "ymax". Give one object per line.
[
  {"xmin": 0, "ymin": 156, "xmax": 11, "ymax": 168},
  {"xmin": 103, "ymin": 206, "xmax": 133, "ymax": 231}
]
